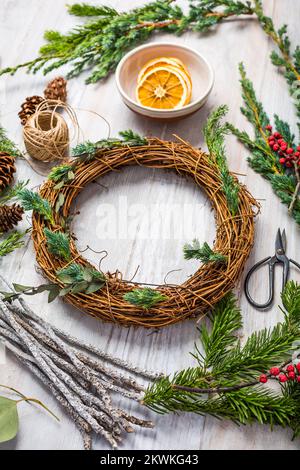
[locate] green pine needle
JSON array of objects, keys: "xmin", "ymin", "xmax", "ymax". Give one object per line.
[
  {"xmin": 124, "ymin": 288, "xmax": 168, "ymax": 309},
  {"xmin": 17, "ymin": 189, "xmax": 54, "ymax": 224},
  {"xmin": 44, "ymin": 228, "xmax": 71, "ymax": 261},
  {"xmin": 183, "ymin": 239, "xmax": 227, "ymax": 265},
  {"xmin": 0, "ymin": 230, "xmax": 29, "ymax": 257},
  {"xmin": 0, "ymin": 124, "xmax": 21, "ymax": 157},
  {"xmin": 48, "ymin": 164, "xmax": 74, "ymax": 183},
  {"xmin": 204, "ymin": 106, "xmax": 240, "ymax": 215}
]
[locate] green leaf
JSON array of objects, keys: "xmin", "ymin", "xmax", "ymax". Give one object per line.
[
  {"xmin": 85, "ymin": 281, "xmax": 104, "ymax": 294},
  {"xmin": 0, "ymin": 396, "xmax": 18, "ymax": 443},
  {"xmin": 12, "ymin": 283, "xmax": 32, "ymax": 292},
  {"xmin": 71, "ymin": 281, "xmax": 89, "ymax": 293},
  {"xmin": 124, "ymin": 288, "xmax": 168, "ymax": 309},
  {"xmin": 55, "ymin": 193, "xmax": 65, "ymax": 213},
  {"xmin": 54, "ymin": 181, "xmax": 65, "ymax": 191},
  {"xmin": 48, "ymin": 286, "xmax": 60, "ymax": 303}
]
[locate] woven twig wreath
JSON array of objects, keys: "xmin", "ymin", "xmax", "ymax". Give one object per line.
[{"xmin": 32, "ymin": 138, "xmax": 258, "ymax": 328}]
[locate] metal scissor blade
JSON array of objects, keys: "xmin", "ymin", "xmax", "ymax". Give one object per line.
[{"xmin": 275, "ymin": 228, "xmax": 287, "ymax": 254}]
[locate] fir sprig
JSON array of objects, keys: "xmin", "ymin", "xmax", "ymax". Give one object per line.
[
  {"xmin": 48, "ymin": 164, "xmax": 75, "ymax": 190},
  {"xmin": 183, "ymin": 239, "xmax": 227, "ymax": 265},
  {"xmin": 124, "ymin": 288, "xmax": 168, "ymax": 309},
  {"xmin": 0, "ymin": 1, "xmax": 254, "ymax": 83},
  {"xmin": 72, "ymin": 129, "xmax": 147, "ymax": 159},
  {"xmin": 44, "ymin": 228, "xmax": 71, "ymax": 261},
  {"xmin": 229, "ymin": 64, "xmax": 300, "ymax": 225},
  {"xmin": 0, "ymin": 230, "xmax": 29, "ymax": 257},
  {"xmin": 143, "ymin": 283, "xmax": 300, "ymax": 435},
  {"xmin": 0, "ymin": 181, "xmax": 29, "ymax": 205},
  {"xmin": 204, "ymin": 105, "xmax": 240, "ymax": 215},
  {"xmin": 0, "ymin": 125, "xmax": 21, "ymax": 157},
  {"xmin": 17, "ymin": 189, "xmax": 54, "ymax": 225}
]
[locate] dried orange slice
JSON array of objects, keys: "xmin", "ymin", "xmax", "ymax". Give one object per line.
[
  {"xmin": 136, "ymin": 65, "xmax": 189, "ymax": 109},
  {"xmin": 137, "ymin": 56, "xmax": 191, "ymax": 84}
]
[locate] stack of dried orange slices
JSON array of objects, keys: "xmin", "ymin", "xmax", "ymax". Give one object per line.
[{"xmin": 136, "ymin": 57, "xmax": 192, "ymax": 110}]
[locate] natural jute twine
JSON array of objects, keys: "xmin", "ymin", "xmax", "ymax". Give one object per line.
[
  {"xmin": 32, "ymin": 137, "xmax": 259, "ymax": 328},
  {"xmin": 23, "ymin": 100, "xmax": 76, "ymax": 162}
]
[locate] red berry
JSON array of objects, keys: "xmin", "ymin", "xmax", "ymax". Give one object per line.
[
  {"xmin": 296, "ymin": 363, "xmax": 300, "ymax": 372},
  {"xmin": 279, "ymin": 158, "xmax": 286, "ymax": 165},
  {"xmin": 274, "ymin": 132, "xmax": 282, "ymax": 139},
  {"xmin": 273, "ymin": 144, "xmax": 280, "ymax": 151},
  {"xmin": 279, "ymin": 374, "xmax": 288, "ymax": 383},
  {"xmin": 288, "ymin": 371, "xmax": 296, "ymax": 380},
  {"xmin": 287, "ymin": 148, "xmax": 294, "ymax": 155},
  {"xmin": 270, "ymin": 367, "xmax": 280, "ymax": 376},
  {"xmin": 297, "ymin": 376, "xmax": 300, "ymax": 383},
  {"xmin": 281, "ymin": 144, "xmax": 287, "ymax": 151},
  {"xmin": 259, "ymin": 374, "xmax": 268, "ymax": 384},
  {"xmin": 297, "ymin": 146, "xmax": 300, "ymax": 152},
  {"xmin": 286, "ymin": 162, "xmax": 293, "ymax": 168},
  {"xmin": 268, "ymin": 136, "xmax": 275, "ymax": 143},
  {"xmin": 265, "ymin": 125, "xmax": 272, "ymax": 131},
  {"xmin": 278, "ymin": 139, "xmax": 284, "ymax": 145},
  {"xmin": 287, "ymin": 364, "xmax": 295, "ymax": 372},
  {"xmin": 295, "ymin": 152, "xmax": 300, "ymax": 158}
]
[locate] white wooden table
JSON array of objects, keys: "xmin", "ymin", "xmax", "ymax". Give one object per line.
[{"xmin": 1, "ymin": 0, "xmax": 300, "ymax": 450}]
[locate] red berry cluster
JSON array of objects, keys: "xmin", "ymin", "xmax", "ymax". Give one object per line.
[
  {"xmin": 259, "ymin": 362, "xmax": 300, "ymax": 384},
  {"xmin": 265, "ymin": 125, "xmax": 300, "ymax": 168}
]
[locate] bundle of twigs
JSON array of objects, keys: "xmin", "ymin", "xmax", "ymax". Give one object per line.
[
  {"xmin": 31, "ymin": 136, "xmax": 258, "ymax": 328},
  {"xmin": 0, "ymin": 276, "xmax": 156, "ymax": 449}
]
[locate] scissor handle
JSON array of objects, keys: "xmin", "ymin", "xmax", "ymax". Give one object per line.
[
  {"xmin": 244, "ymin": 256, "xmax": 275, "ymax": 309},
  {"xmin": 289, "ymin": 258, "xmax": 300, "ymax": 271}
]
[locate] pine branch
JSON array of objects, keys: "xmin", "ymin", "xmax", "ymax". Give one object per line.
[
  {"xmin": 229, "ymin": 64, "xmax": 300, "ymax": 225},
  {"xmin": 17, "ymin": 189, "xmax": 54, "ymax": 225},
  {"xmin": 0, "ymin": 1, "xmax": 254, "ymax": 83},
  {"xmin": 0, "ymin": 230, "xmax": 29, "ymax": 257},
  {"xmin": 203, "ymin": 105, "xmax": 240, "ymax": 215},
  {"xmin": 0, "ymin": 125, "xmax": 21, "ymax": 157},
  {"xmin": 124, "ymin": 288, "xmax": 168, "ymax": 309},
  {"xmin": 72, "ymin": 129, "xmax": 148, "ymax": 160},
  {"xmin": 0, "ymin": 180, "xmax": 29, "ymax": 205},
  {"xmin": 183, "ymin": 239, "xmax": 227, "ymax": 264},
  {"xmin": 44, "ymin": 228, "xmax": 71, "ymax": 261},
  {"xmin": 143, "ymin": 283, "xmax": 300, "ymax": 432}
]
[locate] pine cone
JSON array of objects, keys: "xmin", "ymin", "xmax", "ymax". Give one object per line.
[
  {"xmin": 18, "ymin": 95, "xmax": 45, "ymax": 126},
  {"xmin": 0, "ymin": 204, "xmax": 24, "ymax": 233},
  {"xmin": 44, "ymin": 76, "xmax": 67, "ymax": 103},
  {"xmin": 0, "ymin": 152, "xmax": 16, "ymax": 191}
]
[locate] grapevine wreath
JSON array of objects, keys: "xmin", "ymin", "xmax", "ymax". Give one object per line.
[{"xmin": 28, "ymin": 112, "xmax": 258, "ymax": 328}]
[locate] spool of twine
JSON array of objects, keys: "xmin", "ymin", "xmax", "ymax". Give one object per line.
[{"xmin": 23, "ymin": 100, "xmax": 72, "ymax": 162}]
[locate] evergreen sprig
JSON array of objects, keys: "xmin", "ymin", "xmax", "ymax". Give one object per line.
[
  {"xmin": 0, "ymin": 230, "xmax": 29, "ymax": 257},
  {"xmin": 183, "ymin": 239, "xmax": 227, "ymax": 265},
  {"xmin": 0, "ymin": 180, "xmax": 29, "ymax": 205},
  {"xmin": 229, "ymin": 64, "xmax": 300, "ymax": 225},
  {"xmin": 72, "ymin": 129, "xmax": 147, "ymax": 159},
  {"xmin": 143, "ymin": 283, "xmax": 300, "ymax": 436},
  {"xmin": 124, "ymin": 288, "xmax": 168, "ymax": 309},
  {"xmin": 0, "ymin": 1, "xmax": 254, "ymax": 83},
  {"xmin": 56, "ymin": 262, "xmax": 105, "ymax": 295},
  {"xmin": 48, "ymin": 164, "xmax": 75, "ymax": 190},
  {"xmin": 44, "ymin": 228, "xmax": 71, "ymax": 261},
  {"xmin": 204, "ymin": 105, "xmax": 240, "ymax": 215},
  {"xmin": 0, "ymin": 124, "xmax": 21, "ymax": 157},
  {"xmin": 17, "ymin": 189, "xmax": 54, "ymax": 225}
]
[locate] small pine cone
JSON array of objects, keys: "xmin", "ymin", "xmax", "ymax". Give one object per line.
[
  {"xmin": 44, "ymin": 76, "xmax": 67, "ymax": 103},
  {"xmin": 0, "ymin": 152, "xmax": 16, "ymax": 192},
  {"xmin": 18, "ymin": 95, "xmax": 45, "ymax": 125},
  {"xmin": 0, "ymin": 204, "xmax": 24, "ymax": 233}
]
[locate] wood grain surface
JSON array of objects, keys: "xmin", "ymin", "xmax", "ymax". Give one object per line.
[{"xmin": 1, "ymin": 0, "xmax": 300, "ymax": 450}]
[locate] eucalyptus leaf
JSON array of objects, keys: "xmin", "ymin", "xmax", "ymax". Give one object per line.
[
  {"xmin": 57, "ymin": 273, "xmax": 74, "ymax": 284},
  {"xmin": 59, "ymin": 285, "xmax": 73, "ymax": 296},
  {"xmin": 54, "ymin": 181, "xmax": 65, "ymax": 190},
  {"xmin": 85, "ymin": 281, "xmax": 105, "ymax": 294},
  {"xmin": 82, "ymin": 269, "xmax": 93, "ymax": 282},
  {"xmin": 55, "ymin": 193, "xmax": 65, "ymax": 213},
  {"xmin": 48, "ymin": 285, "xmax": 60, "ymax": 303},
  {"xmin": 71, "ymin": 281, "xmax": 89, "ymax": 294},
  {"xmin": 67, "ymin": 171, "xmax": 75, "ymax": 180},
  {"xmin": 13, "ymin": 283, "xmax": 32, "ymax": 292},
  {"xmin": 0, "ymin": 396, "xmax": 18, "ymax": 443}
]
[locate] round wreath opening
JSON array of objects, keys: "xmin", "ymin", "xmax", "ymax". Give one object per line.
[{"xmin": 31, "ymin": 137, "xmax": 257, "ymax": 328}]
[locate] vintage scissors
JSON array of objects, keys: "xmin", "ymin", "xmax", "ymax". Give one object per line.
[{"xmin": 244, "ymin": 228, "xmax": 300, "ymax": 309}]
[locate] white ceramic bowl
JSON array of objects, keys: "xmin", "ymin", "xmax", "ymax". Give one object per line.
[{"xmin": 115, "ymin": 42, "xmax": 214, "ymax": 119}]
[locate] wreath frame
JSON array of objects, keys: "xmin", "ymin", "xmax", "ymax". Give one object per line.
[{"xmin": 31, "ymin": 137, "xmax": 258, "ymax": 328}]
